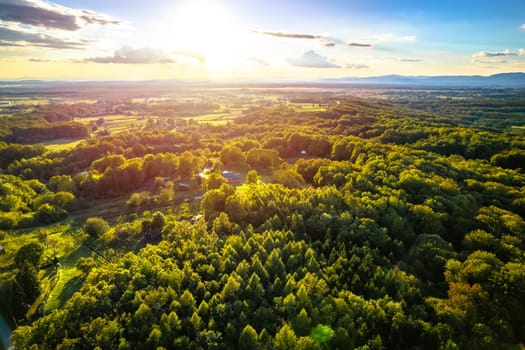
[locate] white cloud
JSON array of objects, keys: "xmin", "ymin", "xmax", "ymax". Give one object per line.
[
  {"xmin": 0, "ymin": 24, "xmax": 89, "ymax": 49},
  {"xmin": 254, "ymin": 30, "xmax": 321, "ymax": 39},
  {"xmin": 0, "ymin": 0, "xmax": 124, "ymax": 50},
  {"xmin": 287, "ymin": 50, "xmax": 340, "ymax": 68},
  {"xmin": 519, "ymin": 48, "xmax": 525, "ymax": 56},
  {"xmin": 84, "ymin": 46, "xmax": 174, "ymax": 64},
  {"xmin": 521, "ymin": 24, "xmax": 525, "ymax": 30},
  {"xmin": 401, "ymin": 35, "xmax": 417, "ymax": 42},
  {"xmin": 472, "ymin": 49, "xmax": 517, "ymax": 58}
]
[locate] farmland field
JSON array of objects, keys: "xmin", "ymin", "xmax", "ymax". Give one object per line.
[
  {"xmin": 38, "ymin": 138, "xmax": 84, "ymax": 151},
  {"xmin": 76, "ymin": 114, "xmax": 146, "ymax": 133},
  {"xmin": 289, "ymin": 103, "xmax": 329, "ymax": 112}
]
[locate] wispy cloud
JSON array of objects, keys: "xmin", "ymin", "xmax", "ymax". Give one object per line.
[
  {"xmin": 254, "ymin": 29, "xmax": 338, "ymax": 49},
  {"xmin": 401, "ymin": 35, "xmax": 417, "ymax": 42},
  {"xmin": 246, "ymin": 57, "xmax": 269, "ymax": 66},
  {"xmin": 372, "ymin": 33, "xmax": 417, "ymax": 42},
  {"xmin": 253, "ymin": 30, "xmax": 321, "ymax": 39},
  {"xmin": 521, "ymin": 24, "xmax": 525, "ymax": 30},
  {"xmin": 287, "ymin": 50, "xmax": 340, "ymax": 68},
  {"xmin": 472, "ymin": 49, "xmax": 517, "ymax": 58},
  {"xmin": 380, "ymin": 56, "xmax": 423, "ymax": 63},
  {"xmin": 471, "ymin": 58, "xmax": 509, "ymax": 67},
  {"xmin": 0, "ymin": 0, "xmax": 121, "ymax": 31},
  {"xmin": 347, "ymin": 42, "xmax": 372, "ymax": 48},
  {"xmin": 172, "ymin": 50, "xmax": 205, "ymax": 64},
  {"xmin": 345, "ymin": 63, "xmax": 368, "ymax": 69},
  {"xmin": 0, "ymin": 25, "xmax": 88, "ymax": 49},
  {"xmin": 84, "ymin": 46, "xmax": 174, "ymax": 64},
  {"xmin": 28, "ymin": 58, "xmax": 51, "ymax": 62},
  {"xmin": 519, "ymin": 48, "xmax": 525, "ymax": 56},
  {"xmin": 399, "ymin": 58, "xmax": 423, "ymax": 62},
  {"xmin": 79, "ymin": 9, "xmax": 120, "ymax": 26}
]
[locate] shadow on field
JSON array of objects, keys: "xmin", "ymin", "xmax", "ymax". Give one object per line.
[{"xmin": 57, "ymin": 275, "xmax": 84, "ymax": 308}]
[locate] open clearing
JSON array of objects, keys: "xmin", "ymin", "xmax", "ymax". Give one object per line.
[
  {"xmin": 77, "ymin": 114, "xmax": 146, "ymax": 133},
  {"xmin": 45, "ymin": 244, "xmax": 90, "ymax": 312},
  {"xmin": 38, "ymin": 138, "xmax": 84, "ymax": 151},
  {"xmin": 183, "ymin": 107, "xmax": 244, "ymax": 125},
  {"xmin": 290, "ymin": 103, "xmax": 328, "ymax": 112}
]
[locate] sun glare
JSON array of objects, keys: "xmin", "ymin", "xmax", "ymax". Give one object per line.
[{"xmin": 166, "ymin": 1, "xmax": 241, "ymax": 63}]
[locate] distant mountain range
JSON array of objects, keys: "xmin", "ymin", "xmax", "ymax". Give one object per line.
[
  {"xmin": 319, "ymin": 72, "xmax": 525, "ymax": 88},
  {"xmin": 1, "ymin": 73, "xmax": 525, "ymax": 95}
]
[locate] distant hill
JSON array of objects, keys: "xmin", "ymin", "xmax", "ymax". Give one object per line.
[
  {"xmin": 319, "ymin": 72, "xmax": 525, "ymax": 88},
  {"xmin": 1, "ymin": 73, "xmax": 525, "ymax": 96}
]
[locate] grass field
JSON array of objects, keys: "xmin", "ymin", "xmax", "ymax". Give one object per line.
[
  {"xmin": 7, "ymin": 98, "xmax": 50, "ymax": 106},
  {"xmin": 38, "ymin": 138, "xmax": 84, "ymax": 151},
  {"xmin": 28, "ymin": 114, "xmax": 149, "ymax": 151},
  {"xmin": 183, "ymin": 107, "xmax": 244, "ymax": 125},
  {"xmin": 44, "ymin": 244, "xmax": 90, "ymax": 312},
  {"xmin": 290, "ymin": 103, "xmax": 328, "ymax": 112},
  {"xmin": 77, "ymin": 114, "xmax": 145, "ymax": 133},
  {"xmin": 0, "ymin": 222, "xmax": 90, "ymax": 318}
]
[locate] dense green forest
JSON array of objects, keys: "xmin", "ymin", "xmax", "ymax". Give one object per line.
[{"xmin": 1, "ymin": 91, "xmax": 524, "ymax": 349}]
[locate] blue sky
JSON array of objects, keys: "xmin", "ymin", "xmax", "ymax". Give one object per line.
[{"xmin": 0, "ymin": 0, "xmax": 524, "ymax": 80}]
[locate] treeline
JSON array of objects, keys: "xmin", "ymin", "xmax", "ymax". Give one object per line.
[
  {"xmin": 4, "ymin": 130, "xmax": 196, "ymax": 180},
  {"xmin": 7, "ymin": 122, "xmax": 89, "ymax": 143},
  {"xmin": 396, "ymin": 96, "xmax": 525, "ymax": 129},
  {"xmin": 0, "ymin": 142, "xmax": 46, "ymax": 168},
  {"xmin": 76, "ymin": 151, "xmax": 199, "ymax": 198},
  {"xmin": 0, "ymin": 174, "xmax": 74, "ymax": 229},
  {"xmin": 37, "ymin": 102, "xmax": 102, "ymax": 122}
]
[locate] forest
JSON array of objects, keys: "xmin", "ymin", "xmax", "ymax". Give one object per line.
[{"xmin": 0, "ymin": 88, "xmax": 524, "ymax": 349}]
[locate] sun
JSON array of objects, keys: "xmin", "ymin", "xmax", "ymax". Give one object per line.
[{"xmin": 156, "ymin": 0, "xmax": 270, "ymax": 78}]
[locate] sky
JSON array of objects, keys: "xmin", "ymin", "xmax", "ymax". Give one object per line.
[{"xmin": 0, "ymin": 0, "xmax": 524, "ymax": 80}]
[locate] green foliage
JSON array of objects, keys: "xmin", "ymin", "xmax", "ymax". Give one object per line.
[
  {"xmin": 14, "ymin": 242, "xmax": 44, "ymax": 268},
  {"xmin": 220, "ymin": 144, "xmax": 247, "ymax": 165},
  {"xmin": 246, "ymin": 169, "xmax": 260, "ymax": 184},
  {"xmin": 35, "ymin": 203, "xmax": 67, "ymax": 224},
  {"xmin": 13, "ymin": 262, "xmax": 41, "ymax": 318},
  {"xmin": 274, "ymin": 167, "xmax": 305, "ymax": 188},
  {"xmin": 5, "ymin": 91, "xmax": 525, "ymax": 350},
  {"xmin": 0, "ymin": 174, "xmax": 71, "ymax": 229},
  {"xmin": 247, "ymin": 148, "xmax": 280, "ymax": 170},
  {"xmin": 275, "ymin": 323, "xmax": 298, "ymax": 350},
  {"xmin": 0, "ymin": 142, "xmax": 45, "ymax": 168},
  {"xmin": 239, "ymin": 324, "xmax": 259, "ymax": 349},
  {"xmin": 310, "ymin": 324, "xmax": 335, "ymax": 345},
  {"xmin": 84, "ymin": 217, "xmax": 109, "ymax": 237},
  {"xmin": 204, "ymin": 171, "xmax": 227, "ymax": 191}
]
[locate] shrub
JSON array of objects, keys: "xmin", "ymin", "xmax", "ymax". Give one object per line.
[{"xmin": 84, "ymin": 217, "xmax": 109, "ymax": 237}]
